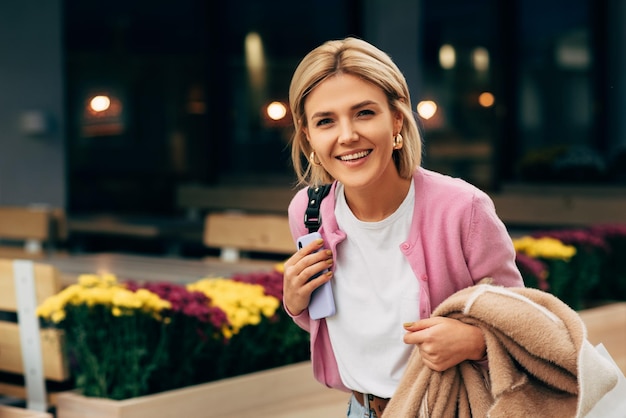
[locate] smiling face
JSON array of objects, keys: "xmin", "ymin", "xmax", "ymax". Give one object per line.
[{"xmin": 303, "ymin": 73, "xmax": 404, "ymax": 192}]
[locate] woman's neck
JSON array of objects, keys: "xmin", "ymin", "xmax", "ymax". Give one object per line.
[{"xmin": 343, "ymin": 177, "xmax": 412, "ymax": 222}]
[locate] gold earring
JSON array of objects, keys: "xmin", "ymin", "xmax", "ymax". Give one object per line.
[
  {"xmin": 309, "ymin": 151, "xmax": 322, "ymax": 167},
  {"xmin": 393, "ymin": 133, "xmax": 403, "ymax": 149}
]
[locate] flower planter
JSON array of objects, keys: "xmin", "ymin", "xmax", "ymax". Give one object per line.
[
  {"xmin": 0, "ymin": 405, "xmax": 52, "ymax": 418},
  {"xmin": 54, "ymin": 303, "xmax": 626, "ymax": 418},
  {"xmin": 37, "ymin": 272, "xmax": 310, "ymax": 401},
  {"xmin": 55, "ymin": 361, "xmax": 348, "ymax": 418}
]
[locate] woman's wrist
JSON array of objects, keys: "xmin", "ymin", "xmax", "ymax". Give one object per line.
[{"xmin": 467, "ymin": 325, "xmax": 487, "ymax": 361}]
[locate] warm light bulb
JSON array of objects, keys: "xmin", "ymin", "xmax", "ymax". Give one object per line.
[
  {"xmin": 90, "ymin": 95, "xmax": 111, "ymax": 112},
  {"xmin": 439, "ymin": 44, "xmax": 456, "ymax": 69},
  {"xmin": 478, "ymin": 92, "xmax": 495, "ymax": 107},
  {"xmin": 416, "ymin": 101, "xmax": 437, "ymax": 120},
  {"xmin": 266, "ymin": 101, "xmax": 287, "ymax": 120},
  {"xmin": 472, "ymin": 47, "xmax": 490, "ymax": 72}
]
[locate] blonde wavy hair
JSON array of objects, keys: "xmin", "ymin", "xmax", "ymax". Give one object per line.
[{"xmin": 289, "ymin": 37, "xmax": 422, "ymax": 187}]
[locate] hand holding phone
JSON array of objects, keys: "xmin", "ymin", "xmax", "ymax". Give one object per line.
[{"xmin": 296, "ymin": 232, "xmax": 336, "ymax": 320}]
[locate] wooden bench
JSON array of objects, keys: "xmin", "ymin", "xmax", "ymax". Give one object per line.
[
  {"xmin": 178, "ymin": 185, "xmax": 299, "ymax": 259},
  {"xmin": 0, "ymin": 405, "xmax": 51, "ymax": 418},
  {"xmin": 65, "ymin": 214, "xmax": 202, "ymax": 256},
  {"xmin": 63, "ymin": 184, "xmax": 296, "ymax": 256},
  {"xmin": 177, "ymin": 185, "xmax": 296, "ymax": 219},
  {"xmin": 0, "ymin": 207, "xmax": 66, "ymax": 259},
  {"xmin": 203, "ymin": 212, "xmax": 294, "ymax": 262},
  {"xmin": 489, "ymin": 184, "xmax": 626, "ymax": 229},
  {"xmin": 0, "ymin": 259, "xmax": 70, "ymax": 411},
  {"xmin": 178, "ymin": 183, "xmax": 626, "ymax": 230}
]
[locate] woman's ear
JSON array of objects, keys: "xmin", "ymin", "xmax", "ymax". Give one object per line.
[{"xmin": 393, "ymin": 110, "xmax": 404, "ymax": 134}]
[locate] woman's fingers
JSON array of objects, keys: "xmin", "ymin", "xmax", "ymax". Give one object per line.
[{"xmin": 283, "ymin": 240, "xmax": 333, "ymax": 315}]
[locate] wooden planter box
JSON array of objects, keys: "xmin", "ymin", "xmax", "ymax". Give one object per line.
[
  {"xmin": 0, "ymin": 405, "xmax": 52, "ymax": 418},
  {"xmin": 578, "ymin": 302, "xmax": 626, "ymax": 374},
  {"xmin": 55, "ymin": 361, "xmax": 348, "ymax": 418},
  {"xmin": 53, "ymin": 303, "xmax": 626, "ymax": 418}
]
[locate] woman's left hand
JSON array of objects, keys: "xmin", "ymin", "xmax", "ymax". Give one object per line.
[{"xmin": 403, "ymin": 317, "xmax": 486, "ymax": 372}]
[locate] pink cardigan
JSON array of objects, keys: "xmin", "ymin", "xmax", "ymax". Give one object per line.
[{"xmin": 286, "ymin": 168, "xmax": 524, "ymax": 392}]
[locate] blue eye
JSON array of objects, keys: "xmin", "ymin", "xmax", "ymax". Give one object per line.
[
  {"xmin": 357, "ymin": 109, "xmax": 375, "ymax": 117},
  {"xmin": 316, "ymin": 118, "xmax": 333, "ymax": 127}
]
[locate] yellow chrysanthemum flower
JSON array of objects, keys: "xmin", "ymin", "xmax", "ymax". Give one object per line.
[
  {"xmin": 274, "ymin": 262, "xmax": 285, "ymax": 274},
  {"xmin": 37, "ymin": 273, "xmax": 170, "ymax": 322},
  {"xmin": 188, "ymin": 278, "xmax": 280, "ymax": 336},
  {"xmin": 50, "ymin": 310, "xmax": 66, "ymax": 323},
  {"xmin": 77, "ymin": 274, "xmax": 101, "ymax": 288},
  {"xmin": 513, "ymin": 236, "xmax": 577, "ymax": 261},
  {"xmin": 134, "ymin": 289, "xmax": 170, "ymax": 312},
  {"xmin": 112, "ymin": 289, "xmax": 143, "ymax": 310}
]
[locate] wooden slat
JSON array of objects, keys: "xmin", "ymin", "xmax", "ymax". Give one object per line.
[
  {"xmin": 0, "ymin": 208, "xmax": 50, "ymax": 241},
  {"xmin": 0, "ymin": 260, "xmax": 61, "ymax": 311},
  {"xmin": 55, "ymin": 361, "xmax": 348, "ymax": 418},
  {"xmin": 0, "ymin": 247, "xmax": 44, "ymax": 260},
  {"xmin": 0, "ymin": 323, "xmax": 69, "ymax": 381},
  {"xmin": 0, "ymin": 258, "xmax": 70, "ymax": 392},
  {"xmin": 0, "ymin": 404, "xmax": 52, "ymax": 418},
  {"xmin": 0, "ymin": 206, "xmax": 61, "ymax": 259},
  {"xmin": 177, "ymin": 185, "xmax": 296, "ymax": 214},
  {"xmin": 0, "ymin": 381, "xmax": 62, "ymax": 407},
  {"xmin": 204, "ymin": 213, "xmax": 294, "ymax": 256},
  {"xmin": 67, "ymin": 219, "xmax": 160, "ymax": 238},
  {"xmin": 491, "ymin": 193, "xmax": 626, "ymax": 227}
]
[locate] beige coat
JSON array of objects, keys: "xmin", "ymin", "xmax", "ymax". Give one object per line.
[{"xmin": 383, "ymin": 284, "xmax": 618, "ymax": 418}]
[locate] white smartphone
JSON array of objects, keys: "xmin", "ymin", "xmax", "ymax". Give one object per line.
[{"xmin": 296, "ymin": 232, "xmax": 336, "ymax": 320}]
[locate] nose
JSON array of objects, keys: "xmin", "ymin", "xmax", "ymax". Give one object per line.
[{"xmin": 338, "ymin": 119, "xmax": 358, "ymax": 144}]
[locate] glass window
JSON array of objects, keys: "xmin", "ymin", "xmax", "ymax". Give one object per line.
[
  {"xmin": 64, "ymin": 0, "xmax": 360, "ymax": 214},
  {"xmin": 417, "ymin": 0, "xmax": 500, "ymax": 190},
  {"xmin": 513, "ymin": 0, "xmax": 604, "ymax": 184},
  {"xmin": 205, "ymin": 1, "xmax": 359, "ymax": 185}
]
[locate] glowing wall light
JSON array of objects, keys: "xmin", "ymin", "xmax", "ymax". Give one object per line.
[
  {"xmin": 261, "ymin": 100, "xmax": 291, "ymax": 128},
  {"xmin": 472, "ymin": 47, "xmax": 490, "ymax": 72},
  {"xmin": 89, "ymin": 95, "xmax": 111, "ymax": 112},
  {"xmin": 416, "ymin": 100, "xmax": 438, "ymax": 120},
  {"xmin": 478, "ymin": 92, "xmax": 495, "ymax": 108},
  {"xmin": 266, "ymin": 101, "xmax": 287, "ymax": 121},
  {"xmin": 245, "ymin": 32, "xmax": 266, "ymax": 89},
  {"xmin": 439, "ymin": 44, "xmax": 456, "ymax": 69},
  {"xmin": 82, "ymin": 91, "xmax": 125, "ymax": 137}
]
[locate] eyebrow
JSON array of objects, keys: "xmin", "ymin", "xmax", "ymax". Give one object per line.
[{"xmin": 310, "ymin": 100, "xmax": 380, "ymax": 119}]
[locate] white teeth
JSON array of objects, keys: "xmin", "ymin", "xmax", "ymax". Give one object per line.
[{"xmin": 338, "ymin": 150, "xmax": 370, "ymax": 161}]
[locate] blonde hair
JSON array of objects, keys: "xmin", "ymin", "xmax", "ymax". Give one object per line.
[{"xmin": 289, "ymin": 37, "xmax": 422, "ymax": 187}]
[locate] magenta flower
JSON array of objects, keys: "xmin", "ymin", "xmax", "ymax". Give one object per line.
[
  {"xmin": 124, "ymin": 281, "xmax": 229, "ymax": 329},
  {"xmin": 231, "ymin": 270, "xmax": 284, "ymax": 300},
  {"xmin": 589, "ymin": 223, "xmax": 626, "ymax": 239},
  {"xmin": 515, "ymin": 252, "xmax": 550, "ymax": 291}
]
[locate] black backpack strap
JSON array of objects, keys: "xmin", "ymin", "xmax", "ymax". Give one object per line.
[{"xmin": 304, "ymin": 184, "xmax": 332, "ymax": 233}]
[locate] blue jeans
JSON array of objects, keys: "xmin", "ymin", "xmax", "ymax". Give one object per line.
[{"xmin": 346, "ymin": 394, "xmax": 378, "ymax": 418}]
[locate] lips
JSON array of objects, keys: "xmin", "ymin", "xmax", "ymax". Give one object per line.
[{"xmin": 337, "ymin": 150, "xmax": 371, "ymax": 161}]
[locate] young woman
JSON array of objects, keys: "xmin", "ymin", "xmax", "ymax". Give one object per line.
[{"xmin": 282, "ymin": 37, "xmax": 524, "ymax": 418}]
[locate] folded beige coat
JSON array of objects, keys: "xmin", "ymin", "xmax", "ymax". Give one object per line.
[{"xmin": 382, "ymin": 284, "xmax": 618, "ymax": 418}]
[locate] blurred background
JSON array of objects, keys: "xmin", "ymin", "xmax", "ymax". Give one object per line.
[{"xmin": 0, "ymin": 0, "xmax": 624, "ymax": 255}]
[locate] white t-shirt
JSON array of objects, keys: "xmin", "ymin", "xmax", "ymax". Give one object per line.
[{"xmin": 326, "ymin": 180, "xmax": 419, "ymax": 398}]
